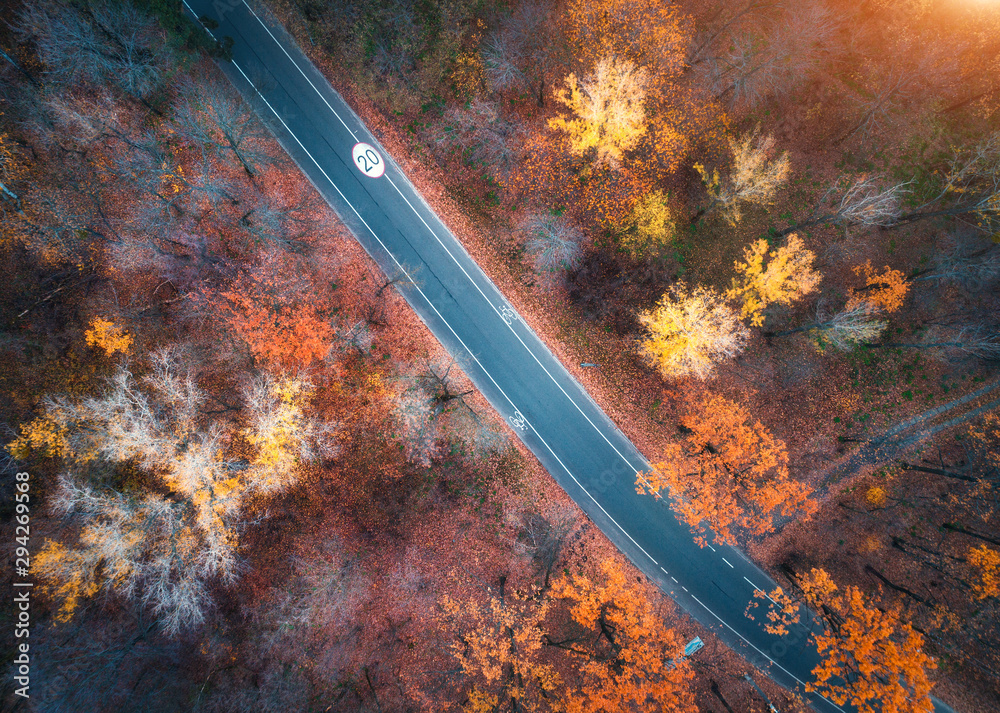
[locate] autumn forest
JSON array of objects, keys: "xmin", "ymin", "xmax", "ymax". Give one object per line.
[{"xmin": 1, "ymin": 0, "xmax": 999, "ymax": 711}]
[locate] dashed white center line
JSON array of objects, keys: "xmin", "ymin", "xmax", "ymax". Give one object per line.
[{"xmin": 182, "ymin": 8, "xmax": 856, "ymax": 713}]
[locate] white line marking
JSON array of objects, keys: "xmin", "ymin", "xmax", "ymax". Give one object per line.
[
  {"xmin": 181, "ymin": 16, "xmax": 849, "ymax": 713},
  {"xmin": 682, "ymin": 586, "xmax": 688, "ymax": 592},
  {"xmin": 660, "ymin": 567, "xmax": 669, "ymax": 576},
  {"xmin": 707, "ymin": 544, "xmax": 716, "ymax": 552},
  {"xmin": 177, "ymin": 7, "xmax": 664, "ymax": 571},
  {"xmin": 690, "ymin": 595, "xmax": 847, "ymax": 713},
  {"xmin": 722, "ymin": 557, "xmax": 734, "ymax": 568},
  {"xmin": 239, "ymin": 0, "xmax": 662, "ymax": 499},
  {"xmin": 744, "ymin": 577, "xmax": 778, "ymax": 604},
  {"xmin": 240, "ymin": 1, "xmax": 360, "ymax": 142},
  {"xmin": 671, "ymin": 576, "xmax": 678, "ymax": 583}
]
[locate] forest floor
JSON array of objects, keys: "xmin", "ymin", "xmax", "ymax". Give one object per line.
[{"xmin": 260, "ymin": 3, "xmax": 999, "ymax": 710}]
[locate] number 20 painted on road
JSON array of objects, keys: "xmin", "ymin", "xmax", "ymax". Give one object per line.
[{"xmin": 352, "ymin": 142, "xmax": 385, "ymax": 178}]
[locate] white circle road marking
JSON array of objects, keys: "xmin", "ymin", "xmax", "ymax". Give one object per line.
[
  {"xmin": 188, "ymin": 8, "xmax": 851, "ymax": 707},
  {"xmin": 352, "ymin": 142, "xmax": 384, "ymax": 178}
]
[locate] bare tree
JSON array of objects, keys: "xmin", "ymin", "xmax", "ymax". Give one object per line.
[
  {"xmin": 694, "ymin": 130, "xmax": 790, "ymax": 224},
  {"xmin": 688, "ymin": 0, "xmax": 775, "ymax": 68},
  {"xmin": 838, "ymin": 34, "xmax": 962, "ymax": 144},
  {"xmin": 238, "ymin": 191, "xmax": 325, "ymax": 253},
  {"xmin": 771, "ymin": 302, "xmax": 888, "ymax": 351},
  {"xmin": 481, "ymin": 3, "xmax": 561, "ymax": 106},
  {"xmin": 173, "ymin": 80, "xmax": 279, "ymax": 177},
  {"xmin": 893, "ymin": 132, "xmax": 1000, "ymax": 234},
  {"xmin": 864, "ymin": 325, "xmax": 1000, "ymax": 361},
  {"xmin": 392, "ymin": 387, "xmax": 444, "ymax": 468},
  {"xmin": 15, "ymin": 0, "xmax": 171, "ymax": 99},
  {"xmin": 519, "ymin": 507, "xmax": 579, "ymax": 589},
  {"xmin": 328, "ymin": 318, "xmax": 375, "ymax": 356},
  {"xmin": 393, "ymin": 357, "xmax": 505, "ymax": 466},
  {"xmin": 774, "ymin": 174, "xmax": 910, "ymax": 237},
  {"xmin": 707, "ymin": 2, "xmax": 836, "ymax": 108},
  {"xmin": 839, "ymin": 69, "xmax": 914, "ymax": 143},
  {"xmin": 522, "ymin": 213, "xmax": 583, "ymax": 273},
  {"xmin": 430, "ymin": 99, "xmax": 523, "ymax": 175},
  {"xmin": 910, "ymin": 239, "xmax": 1000, "ymax": 291}
]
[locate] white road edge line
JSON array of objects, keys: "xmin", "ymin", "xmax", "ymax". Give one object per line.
[
  {"xmin": 689, "ymin": 595, "xmax": 848, "ymax": 713},
  {"xmin": 239, "ymin": 0, "xmax": 666, "ymax": 498},
  {"xmin": 197, "ymin": 0, "xmax": 667, "ymax": 568},
  {"xmin": 182, "ymin": 10, "xmax": 850, "ymax": 713},
  {"xmin": 240, "ymin": 1, "xmax": 359, "ymax": 143}
]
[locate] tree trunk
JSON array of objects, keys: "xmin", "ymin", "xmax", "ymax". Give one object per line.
[
  {"xmin": 864, "ymin": 564, "xmax": 932, "ymax": 606},
  {"xmin": 899, "ymin": 462, "xmax": 978, "ymax": 482},
  {"xmin": 710, "ymin": 680, "xmax": 737, "ymax": 713},
  {"xmin": 0, "ymin": 48, "xmax": 40, "ymax": 86},
  {"xmin": 942, "ymin": 522, "xmax": 1000, "ymax": 547}
]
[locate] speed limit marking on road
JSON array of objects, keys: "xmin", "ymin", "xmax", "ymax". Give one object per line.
[{"xmin": 352, "ymin": 142, "xmax": 385, "ymax": 178}]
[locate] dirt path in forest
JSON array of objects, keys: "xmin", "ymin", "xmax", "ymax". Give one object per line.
[{"xmin": 815, "ymin": 373, "xmax": 1000, "ymax": 488}]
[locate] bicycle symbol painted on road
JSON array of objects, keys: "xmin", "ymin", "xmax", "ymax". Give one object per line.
[
  {"xmin": 508, "ymin": 410, "xmax": 527, "ymax": 431},
  {"xmin": 499, "ymin": 305, "xmax": 519, "ymax": 326},
  {"xmin": 352, "ymin": 142, "xmax": 385, "ymax": 178}
]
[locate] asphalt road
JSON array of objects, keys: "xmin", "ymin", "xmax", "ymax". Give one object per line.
[{"xmin": 180, "ymin": 3, "xmax": 953, "ymax": 712}]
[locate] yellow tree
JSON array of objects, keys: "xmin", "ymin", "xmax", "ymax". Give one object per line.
[
  {"xmin": 728, "ymin": 234, "xmax": 821, "ymax": 326},
  {"xmin": 694, "ymin": 131, "xmax": 790, "ymax": 224},
  {"xmin": 549, "ymin": 56, "xmax": 650, "ymax": 169},
  {"xmin": 617, "ymin": 190, "xmax": 677, "ymax": 257},
  {"xmin": 551, "ymin": 559, "xmax": 697, "ymax": 713},
  {"xmin": 438, "ymin": 580, "xmax": 560, "ymax": 711},
  {"xmin": 638, "ymin": 285, "xmax": 749, "ymax": 379},
  {"xmin": 637, "ymin": 394, "xmax": 815, "ymax": 545},
  {"xmin": 799, "ymin": 568, "xmax": 936, "ymax": 713},
  {"xmin": 241, "ymin": 373, "xmax": 337, "ymax": 494},
  {"xmin": 84, "ymin": 317, "xmax": 133, "ymax": 356}
]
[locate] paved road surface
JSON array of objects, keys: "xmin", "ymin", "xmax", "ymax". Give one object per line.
[{"xmin": 180, "ymin": 3, "xmax": 954, "ymax": 711}]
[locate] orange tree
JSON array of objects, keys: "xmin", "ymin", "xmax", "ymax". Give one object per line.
[
  {"xmin": 799, "ymin": 569, "xmax": 936, "ymax": 713},
  {"xmin": 637, "ymin": 394, "xmax": 815, "ymax": 545},
  {"xmin": 550, "ymin": 559, "xmax": 696, "ymax": 713},
  {"xmin": 438, "ymin": 578, "xmax": 559, "ymax": 711},
  {"xmin": 215, "ymin": 251, "xmax": 334, "ymax": 369}
]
